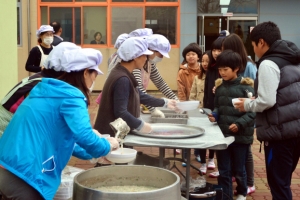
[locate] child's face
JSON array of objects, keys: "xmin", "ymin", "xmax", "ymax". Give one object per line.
[
  {"xmin": 218, "ymin": 66, "xmax": 239, "ymax": 81},
  {"xmin": 251, "ymin": 41, "xmax": 264, "ymax": 59},
  {"xmin": 212, "ymin": 49, "xmax": 221, "ymax": 61},
  {"xmin": 201, "ymin": 54, "xmax": 209, "ymax": 71},
  {"xmin": 185, "ymin": 51, "xmax": 199, "ymax": 65}
]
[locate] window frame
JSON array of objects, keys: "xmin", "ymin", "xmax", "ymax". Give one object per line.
[
  {"xmin": 17, "ymin": 0, "xmax": 22, "ymax": 46},
  {"xmin": 38, "ymin": 0, "xmax": 180, "ymax": 47}
]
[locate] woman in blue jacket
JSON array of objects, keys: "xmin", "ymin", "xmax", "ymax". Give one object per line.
[{"xmin": 0, "ymin": 42, "xmax": 119, "ymax": 200}]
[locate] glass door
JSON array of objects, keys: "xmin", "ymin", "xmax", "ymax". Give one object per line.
[
  {"xmin": 197, "ymin": 16, "xmax": 227, "ymax": 53},
  {"xmin": 227, "ymin": 17, "xmax": 257, "ymax": 60}
]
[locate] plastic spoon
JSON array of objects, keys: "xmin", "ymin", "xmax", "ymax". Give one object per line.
[{"xmin": 199, "ymin": 109, "xmax": 209, "ymax": 116}]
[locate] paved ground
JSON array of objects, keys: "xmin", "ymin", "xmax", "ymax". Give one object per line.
[{"xmin": 68, "ymin": 93, "xmax": 300, "ymax": 200}]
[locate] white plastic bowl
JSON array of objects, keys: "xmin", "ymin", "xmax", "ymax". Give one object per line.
[
  {"xmin": 100, "ymin": 134, "xmax": 110, "ymax": 139},
  {"xmin": 176, "ymin": 101, "xmax": 199, "ymax": 111},
  {"xmin": 232, "ymin": 98, "xmax": 242, "ymax": 107},
  {"xmin": 105, "ymin": 148, "xmax": 137, "ymax": 164}
]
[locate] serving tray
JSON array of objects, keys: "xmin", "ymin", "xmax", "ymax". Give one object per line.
[
  {"xmin": 132, "ymin": 123, "xmax": 205, "ymax": 139},
  {"xmin": 151, "ymin": 113, "xmax": 188, "ymax": 124}
]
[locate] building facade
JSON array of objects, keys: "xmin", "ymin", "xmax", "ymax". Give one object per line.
[
  {"xmin": 6, "ymin": 0, "xmax": 300, "ymax": 96},
  {"xmin": 0, "ymin": 0, "xmax": 18, "ymax": 98}
]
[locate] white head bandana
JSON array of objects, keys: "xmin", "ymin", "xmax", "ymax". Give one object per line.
[
  {"xmin": 36, "ymin": 25, "xmax": 54, "ymax": 38},
  {"xmin": 44, "ymin": 42, "xmax": 103, "ymax": 75},
  {"xmin": 117, "ymin": 37, "xmax": 153, "ymax": 61}
]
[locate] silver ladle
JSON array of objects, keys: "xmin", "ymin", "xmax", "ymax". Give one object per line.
[{"xmin": 109, "ymin": 118, "xmax": 130, "ymax": 140}]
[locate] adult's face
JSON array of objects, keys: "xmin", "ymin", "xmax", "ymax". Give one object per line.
[
  {"xmin": 40, "ymin": 31, "xmax": 54, "ymax": 40},
  {"xmin": 134, "ymin": 55, "xmax": 148, "ymax": 70},
  {"xmin": 95, "ymin": 33, "xmax": 101, "ymax": 41},
  {"xmin": 148, "ymin": 50, "xmax": 163, "ymax": 60},
  {"xmin": 84, "ymin": 69, "xmax": 98, "ymax": 89}
]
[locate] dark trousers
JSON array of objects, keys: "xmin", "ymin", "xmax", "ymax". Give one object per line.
[
  {"xmin": 0, "ymin": 168, "xmax": 43, "ymax": 200},
  {"xmin": 216, "ymin": 143, "xmax": 249, "ymax": 200},
  {"xmin": 264, "ymin": 138, "xmax": 300, "ymax": 200},
  {"xmin": 199, "ymin": 149, "xmax": 214, "ymax": 164},
  {"xmin": 246, "ymin": 145, "xmax": 254, "ymax": 186}
]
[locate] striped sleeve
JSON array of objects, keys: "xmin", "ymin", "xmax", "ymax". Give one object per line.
[
  {"xmin": 150, "ymin": 64, "xmax": 178, "ymax": 100},
  {"xmin": 132, "ymin": 69, "xmax": 155, "ymax": 111}
]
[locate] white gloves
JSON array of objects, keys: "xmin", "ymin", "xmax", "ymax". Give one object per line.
[
  {"xmin": 106, "ymin": 137, "xmax": 120, "ymax": 152},
  {"xmin": 89, "ymin": 129, "xmax": 119, "ymax": 164},
  {"xmin": 151, "ymin": 108, "xmax": 165, "ymax": 118},
  {"xmin": 163, "ymin": 98, "xmax": 183, "ymax": 113},
  {"xmin": 163, "ymin": 98, "xmax": 178, "ymax": 110},
  {"xmin": 90, "ymin": 158, "xmax": 100, "ymax": 164},
  {"xmin": 139, "ymin": 122, "xmax": 152, "ymax": 134}
]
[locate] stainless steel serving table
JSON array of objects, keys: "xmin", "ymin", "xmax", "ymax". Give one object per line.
[{"xmin": 124, "ymin": 109, "xmax": 234, "ymax": 199}]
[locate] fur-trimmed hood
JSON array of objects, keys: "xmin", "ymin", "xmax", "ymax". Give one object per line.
[
  {"xmin": 215, "ymin": 77, "xmax": 254, "ymax": 89},
  {"xmin": 212, "ymin": 75, "xmax": 256, "ymax": 144}
]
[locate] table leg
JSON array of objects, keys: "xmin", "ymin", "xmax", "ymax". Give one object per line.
[
  {"xmin": 159, "ymin": 148, "xmax": 165, "ymax": 168},
  {"xmin": 185, "ymin": 149, "xmax": 191, "ymax": 199}
]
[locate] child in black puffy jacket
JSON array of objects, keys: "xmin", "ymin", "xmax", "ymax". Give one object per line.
[{"xmin": 208, "ymin": 50, "xmax": 255, "ymax": 200}]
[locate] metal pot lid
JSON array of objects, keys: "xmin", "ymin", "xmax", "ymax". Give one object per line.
[{"xmin": 132, "ymin": 124, "xmax": 205, "ymax": 139}]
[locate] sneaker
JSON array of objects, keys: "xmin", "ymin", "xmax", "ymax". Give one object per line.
[
  {"xmin": 182, "ymin": 162, "xmax": 186, "ymax": 167},
  {"xmin": 247, "ymin": 185, "xmax": 255, "ymax": 194},
  {"xmin": 176, "ymin": 149, "xmax": 181, "ymax": 154},
  {"xmin": 209, "ymin": 171, "xmax": 219, "ymax": 178},
  {"xmin": 236, "ymin": 194, "xmax": 246, "ymax": 200},
  {"xmin": 195, "ymin": 155, "xmax": 201, "ymax": 162},
  {"xmin": 207, "ymin": 158, "xmax": 216, "ymax": 169},
  {"xmin": 199, "ymin": 164, "xmax": 207, "ymax": 174},
  {"xmin": 232, "ymin": 177, "xmax": 236, "ymax": 182}
]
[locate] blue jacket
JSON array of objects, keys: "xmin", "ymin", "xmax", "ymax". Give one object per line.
[
  {"xmin": 0, "ymin": 78, "xmax": 111, "ymax": 200},
  {"xmin": 239, "ymin": 60, "xmax": 257, "ymax": 80}
]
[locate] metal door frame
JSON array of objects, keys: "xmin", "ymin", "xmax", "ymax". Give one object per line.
[
  {"xmin": 198, "ymin": 15, "xmax": 228, "ymax": 52},
  {"xmin": 227, "ymin": 16, "xmax": 258, "ymax": 28},
  {"xmin": 198, "ymin": 16, "xmax": 258, "ymax": 52}
]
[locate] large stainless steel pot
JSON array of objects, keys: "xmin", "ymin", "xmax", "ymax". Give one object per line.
[{"xmin": 73, "ymin": 165, "xmax": 181, "ymax": 200}]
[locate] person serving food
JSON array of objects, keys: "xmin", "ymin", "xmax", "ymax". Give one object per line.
[
  {"xmin": 94, "ymin": 37, "xmax": 178, "ymax": 136},
  {"xmin": 0, "ymin": 42, "xmax": 119, "ymax": 200}
]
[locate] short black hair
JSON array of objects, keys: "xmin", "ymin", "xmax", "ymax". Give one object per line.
[
  {"xmin": 94, "ymin": 32, "xmax": 102, "ymax": 39},
  {"xmin": 50, "ymin": 21, "xmax": 61, "ymax": 34},
  {"xmin": 250, "ymin": 21, "xmax": 281, "ymax": 47},
  {"xmin": 182, "ymin": 43, "xmax": 202, "ymax": 64},
  {"xmin": 211, "ymin": 37, "xmax": 224, "ymax": 51},
  {"xmin": 216, "ymin": 50, "xmax": 242, "ymax": 72}
]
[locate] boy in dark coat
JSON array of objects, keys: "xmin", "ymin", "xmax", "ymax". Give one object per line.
[{"xmin": 208, "ymin": 50, "xmax": 255, "ymax": 200}]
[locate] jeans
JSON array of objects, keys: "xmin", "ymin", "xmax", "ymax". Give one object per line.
[
  {"xmin": 216, "ymin": 143, "xmax": 249, "ymax": 200},
  {"xmin": 264, "ymin": 138, "xmax": 300, "ymax": 200}
]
